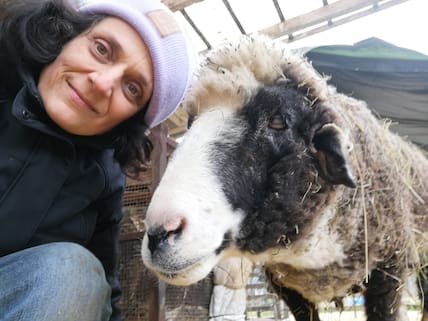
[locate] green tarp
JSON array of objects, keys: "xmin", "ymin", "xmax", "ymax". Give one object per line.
[{"xmin": 305, "ymin": 37, "xmax": 428, "ymax": 151}]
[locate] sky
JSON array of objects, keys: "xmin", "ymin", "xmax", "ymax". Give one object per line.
[{"xmin": 179, "ymin": 0, "xmax": 428, "ymax": 56}]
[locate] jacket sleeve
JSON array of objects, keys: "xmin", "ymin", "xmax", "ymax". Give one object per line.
[{"xmin": 87, "ymin": 152, "xmax": 126, "ymax": 321}]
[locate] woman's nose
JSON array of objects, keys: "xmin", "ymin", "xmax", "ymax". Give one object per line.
[{"xmin": 88, "ymin": 66, "xmax": 123, "ymax": 96}]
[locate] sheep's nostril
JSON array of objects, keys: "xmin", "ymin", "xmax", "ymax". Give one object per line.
[
  {"xmin": 147, "ymin": 229, "xmax": 166, "ymax": 254},
  {"xmin": 147, "ymin": 217, "xmax": 186, "ymax": 254}
]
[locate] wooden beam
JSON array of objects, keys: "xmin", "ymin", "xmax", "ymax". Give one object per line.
[
  {"xmin": 150, "ymin": 124, "xmax": 168, "ymax": 195},
  {"xmin": 119, "ymin": 231, "xmax": 145, "ymax": 241},
  {"xmin": 167, "ymin": 137, "xmax": 179, "ymax": 149},
  {"xmin": 259, "ymin": 0, "xmax": 391, "ymax": 38},
  {"xmin": 148, "ymin": 123, "xmax": 168, "ymax": 321},
  {"xmin": 161, "ymin": 0, "xmax": 203, "ymax": 12},
  {"xmin": 168, "ymin": 125, "xmax": 188, "ymax": 138},
  {"xmin": 280, "ymin": 0, "xmax": 410, "ymax": 43}
]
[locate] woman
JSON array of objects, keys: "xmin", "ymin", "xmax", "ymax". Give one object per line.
[{"xmin": 0, "ymin": 0, "xmax": 195, "ymax": 320}]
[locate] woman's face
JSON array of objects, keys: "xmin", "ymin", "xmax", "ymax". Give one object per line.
[{"xmin": 38, "ymin": 17, "xmax": 154, "ymax": 136}]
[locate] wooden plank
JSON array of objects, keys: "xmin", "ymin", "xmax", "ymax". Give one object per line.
[
  {"xmin": 119, "ymin": 231, "xmax": 145, "ymax": 241},
  {"xmin": 167, "ymin": 137, "xmax": 179, "ymax": 149},
  {"xmin": 259, "ymin": 0, "xmax": 383, "ymax": 38},
  {"xmin": 281, "ymin": 0, "xmax": 410, "ymax": 44},
  {"xmin": 150, "ymin": 123, "xmax": 168, "ymax": 188},
  {"xmin": 161, "ymin": 0, "xmax": 203, "ymax": 12},
  {"xmin": 147, "ymin": 123, "xmax": 169, "ymax": 321},
  {"xmin": 126, "ymin": 172, "xmax": 152, "ymax": 186},
  {"xmin": 168, "ymin": 125, "xmax": 188, "ymax": 138}
]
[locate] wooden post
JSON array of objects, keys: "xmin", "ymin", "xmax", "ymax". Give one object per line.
[
  {"xmin": 148, "ymin": 123, "xmax": 168, "ymax": 321},
  {"xmin": 151, "ymin": 123, "xmax": 168, "ymax": 189}
]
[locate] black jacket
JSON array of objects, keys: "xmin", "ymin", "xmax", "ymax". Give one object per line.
[{"xmin": 0, "ymin": 66, "xmax": 125, "ymax": 321}]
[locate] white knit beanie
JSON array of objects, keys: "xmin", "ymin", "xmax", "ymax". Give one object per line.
[{"xmin": 80, "ymin": 0, "xmax": 196, "ymax": 128}]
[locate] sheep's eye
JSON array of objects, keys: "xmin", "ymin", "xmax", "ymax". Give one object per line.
[{"xmin": 268, "ymin": 114, "xmax": 287, "ymax": 130}]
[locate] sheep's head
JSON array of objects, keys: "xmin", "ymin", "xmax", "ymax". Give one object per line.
[{"xmin": 141, "ymin": 37, "xmax": 356, "ymax": 285}]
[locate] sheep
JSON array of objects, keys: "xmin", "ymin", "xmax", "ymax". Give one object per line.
[{"xmin": 141, "ymin": 35, "xmax": 428, "ymax": 321}]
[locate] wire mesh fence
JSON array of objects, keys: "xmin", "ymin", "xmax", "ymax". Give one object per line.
[{"xmin": 119, "ymin": 173, "xmax": 214, "ymax": 321}]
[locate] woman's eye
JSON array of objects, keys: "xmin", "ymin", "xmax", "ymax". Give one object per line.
[
  {"xmin": 127, "ymin": 82, "xmax": 141, "ymax": 98},
  {"xmin": 94, "ymin": 40, "xmax": 110, "ymax": 58}
]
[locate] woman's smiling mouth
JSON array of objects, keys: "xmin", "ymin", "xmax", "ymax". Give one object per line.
[{"xmin": 67, "ymin": 81, "xmax": 98, "ymax": 114}]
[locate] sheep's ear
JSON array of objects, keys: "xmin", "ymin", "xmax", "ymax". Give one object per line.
[{"xmin": 312, "ymin": 123, "xmax": 356, "ymax": 188}]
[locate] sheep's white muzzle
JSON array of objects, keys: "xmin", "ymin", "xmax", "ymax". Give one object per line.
[{"xmin": 140, "ymin": 109, "xmax": 244, "ymax": 285}]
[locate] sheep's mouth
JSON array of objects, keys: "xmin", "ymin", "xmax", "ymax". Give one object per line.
[
  {"xmin": 151, "ymin": 231, "xmax": 232, "ymax": 272},
  {"xmin": 149, "ymin": 252, "xmax": 221, "ymax": 286},
  {"xmin": 142, "ymin": 231, "xmax": 234, "ymax": 285},
  {"xmin": 154, "ymin": 270, "xmax": 178, "ymax": 280},
  {"xmin": 152, "ymin": 254, "xmax": 207, "ymax": 274}
]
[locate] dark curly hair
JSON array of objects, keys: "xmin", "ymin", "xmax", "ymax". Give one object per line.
[{"xmin": 0, "ymin": 0, "xmax": 153, "ymax": 176}]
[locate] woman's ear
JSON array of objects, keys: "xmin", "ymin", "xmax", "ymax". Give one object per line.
[{"xmin": 312, "ymin": 123, "xmax": 356, "ymax": 188}]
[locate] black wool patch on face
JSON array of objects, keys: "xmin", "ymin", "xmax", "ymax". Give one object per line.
[{"xmin": 210, "ymin": 82, "xmax": 334, "ymax": 253}]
